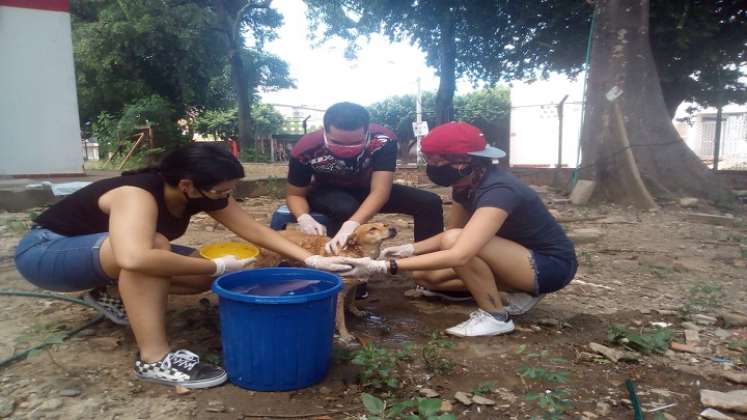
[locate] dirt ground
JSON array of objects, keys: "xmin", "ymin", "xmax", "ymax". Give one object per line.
[{"xmin": 0, "ymin": 179, "xmax": 746, "ymax": 420}]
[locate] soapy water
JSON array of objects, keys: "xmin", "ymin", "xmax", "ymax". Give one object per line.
[{"xmin": 230, "ymin": 279, "xmax": 324, "ymax": 297}]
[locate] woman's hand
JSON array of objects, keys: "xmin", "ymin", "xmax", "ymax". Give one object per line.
[
  {"xmin": 378, "ymin": 243, "xmax": 415, "ymax": 259},
  {"xmin": 338, "ymin": 257, "xmax": 388, "ymax": 277},
  {"xmin": 304, "ymin": 255, "xmax": 353, "ymax": 272}
]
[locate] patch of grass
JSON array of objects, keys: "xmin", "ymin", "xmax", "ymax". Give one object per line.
[
  {"xmin": 726, "ymin": 339, "xmax": 747, "ymax": 364},
  {"xmin": 352, "ymin": 342, "xmax": 413, "ymax": 391},
  {"xmin": 15, "ymin": 322, "xmax": 69, "ymax": 359},
  {"xmin": 578, "ymin": 250, "xmax": 593, "ymax": 270},
  {"xmin": 421, "ymin": 332, "xmax": 455, "ymax": 375},
  {"xmin": 516, "ymin": 350, "xmax": 572, "ymax": 419},
  {"xmin": 681, "ymin": 283, "xmax": 724, "ymax": 316},
  {"xmin": 360, "ymin": 393, "xmax": 455, "ymax": 420},
  {"xmin": 526, "ymin": 389, "xmax": 572, "ymax": 420},
  {"xmin": 713, "ymin": 190, "xmax": 738, "ymax": 211},
  {"xmin": 471, "ymin": 381, "xmax": 496, "ymax": 397},
  {"xmin": 608, "ymin": 324, "xmax": 672, "ymax": 354}
]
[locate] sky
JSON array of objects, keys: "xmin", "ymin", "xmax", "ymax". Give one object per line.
[{"xmin": 259, "ymin": 0, "xmax": 465, "ymax": 111}]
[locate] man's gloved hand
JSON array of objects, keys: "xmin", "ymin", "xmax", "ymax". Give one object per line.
[
  {"xmin": 325, "ymin": 220, "xmax": 360, "ymax": 254},
  {"xmin": 337, "ymin": 257, "xmax": 388, "ymax": 277},
  {"xmin": 304, "ymin": 255, "xmax": 353, "ymax": 272},
  {"xmin": 297, "ymin": 213, "xmax": 327, "ymax": 236},
  {"xmin": 212, "ymin": 255, "xmax": 255, "ymax": 276},
  {"xmin": 378, "ymin": 243, "xmax": 415, "ymax": 259}
]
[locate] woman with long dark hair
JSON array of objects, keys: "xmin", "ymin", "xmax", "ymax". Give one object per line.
[
  {"xmin": 339, "ymin": 123, "xmax": 578, "ymax": 337},
  {"xmin": 14, "ymin": 143, "xmax": 349, "ymax": 388}
]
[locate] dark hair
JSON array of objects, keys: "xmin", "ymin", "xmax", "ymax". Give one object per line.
[
  {"xmin": 323, "ymin": 102, "xmax": 369, "ymax": 131},
  {"xmin": 123, "ymin": 143, "xmax": 245, "ymax": 189}
]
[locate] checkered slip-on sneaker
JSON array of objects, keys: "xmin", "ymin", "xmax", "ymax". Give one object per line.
[
  {"xmin": 82, "ymin": 288, "xmax": 129, "ymax": 325},
  {"xmin": 135, "ymin": 349, "xmax": 227, "ymax": 389}
]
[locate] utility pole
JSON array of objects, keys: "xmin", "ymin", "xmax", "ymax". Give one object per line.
[
  {"xmin": 554, "ymin": 94, "xmax": 569, "ymax": 186},
  {"xmin": 416, "ymin": 77, "xmax": 423, "ymax": 166},
  {"xmin": 713, "ymin": 104, "xmax": 723, "ymax": 172}
]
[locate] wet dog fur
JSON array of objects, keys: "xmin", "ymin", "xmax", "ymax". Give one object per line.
[{"xmin": 254, "ymin": 223, "xmax": 397, "ymax": 343}]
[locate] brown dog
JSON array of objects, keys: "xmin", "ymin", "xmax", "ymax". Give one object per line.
[{"xmin": 254, "ymin": 223, "xmax": 396, "ymax": 343}]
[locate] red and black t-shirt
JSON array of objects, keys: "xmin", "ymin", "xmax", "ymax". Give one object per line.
[{"xmin": 287, "ymin": 123, "xmax": 397, "ymax": 189}]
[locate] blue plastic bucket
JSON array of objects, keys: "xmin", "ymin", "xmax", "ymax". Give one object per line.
[{"xmin": 212, "ymin": 268, "xmax": 342, "ymax": 391}]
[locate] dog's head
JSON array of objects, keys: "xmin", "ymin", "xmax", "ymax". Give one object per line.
[{"xmin": 342, "ymin": 222, "xmax": 397, "ymax": 258}]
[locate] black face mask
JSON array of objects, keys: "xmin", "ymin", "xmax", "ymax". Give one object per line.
[
  {"xmin": 426, "ymin": 165, "xmax": 472, "ymax": 187},
  {"xmin": 183, "ymin": 191, "xmax": 228, "ymax": 214}
]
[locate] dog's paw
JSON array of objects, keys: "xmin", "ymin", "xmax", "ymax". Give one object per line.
[
  {"xmin": 334, "ymin": 333, "xmax": 359, "ymax": 347},
  {"xmin": 349, "ymin": 308, "xmax": 372, "ymax": 318}
]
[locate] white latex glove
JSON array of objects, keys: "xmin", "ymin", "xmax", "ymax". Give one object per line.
[
  {"xmin": 297, "ymin": 213, "xmax": 327, "ymax": 236},
  {"xmin": 212, "ymin": 255, "xmax": 255, "ymax": 276},
  {"xmin": 337, "ymin": 257, "xmax": 388, "ymax": 277},
  {"xmin": 304, "ymin": 255, "xmax": 353, "ymax": 272},
  {"xmin": 378, "ymin": 243, "xmax": 415, "ymax": 259},
  {"xmin": 325, "ymin": 220, "xmax": 360, "ymax": 254}
]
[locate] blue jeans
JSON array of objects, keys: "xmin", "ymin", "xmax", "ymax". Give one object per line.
[{"xmin": 14, "ymin": 227, "xmax": 195, "ymax": 292}]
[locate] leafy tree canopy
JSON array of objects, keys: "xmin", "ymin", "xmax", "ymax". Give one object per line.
[
  {"xmin": 72, "ymin": 0, "xmax": 294, "ymax": 134},
  {"xmin": 305, "ymin": 0, "xmax": 746, "ymax": 116}
]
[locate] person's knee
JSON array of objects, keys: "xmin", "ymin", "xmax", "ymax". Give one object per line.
[
  {"xmin": 420, "ymin": 192, "xmax": 443, "ymax": 213},
  {"xmin": 440, "ymin": 229, "xmax": 463, "ymax": 250}
]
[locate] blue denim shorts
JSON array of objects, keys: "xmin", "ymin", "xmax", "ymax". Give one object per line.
[
  {"xmin": 14, "ymin": 226, "xmax": 195, "ymax": 292},
  {"xmin": 529, "ymin": 252, "xmax": 577, "ymax": 295}
]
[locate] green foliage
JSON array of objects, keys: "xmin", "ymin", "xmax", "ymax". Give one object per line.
[
  {"xmin": 421, "ymin": 332, "xmax": 455, "ymax": 375},
  {"xmin": 726, "ymin": 339, "xmax": 747, "ymax": 364},
  {"xmin": 526, "ymin": 389, "xmax": 572, "ymax": 420},
  {"xmin": 352, "ymin": 343, "xmax": 412, "ymax": 390},
  {"xmin": 518, "ymin": 366, "xmax": 569, "ymax": 384},
  {"xmin": 471, "ymin": 382, "xmax": 496, "ymax": 397},
  {"xmin": 15, "ymin": 322, "xmax": 69, "ymax": 359},
  {"xmin": 712, "ymin": 191, "xmax": 739, "ymax": 211},
  {"xmin": 516, "ymin": 350, "xmax": 572, "ymax": 419},
  {"xmin": 305, "ymin": 0, "xmax": 746, "ymax": 117},
  {"xmin": 360, "ymin": 393, "xmax": 455, "ymax": 420},
  {"xmin": 368, "ymin": 88, "xmax": 510, "ymax": 139},
  {"xmin": 72, "ymin": 0, "xmax": 292, "ymax": 147},
  {"xmin": 608, "ymin": 324, "xmax": 673, "ymax": 354},
  {"xmin": 194, "ymin": 102, "xmax": 284, "ymax": 141},
  {"xmin": 681, "ymin": 284, "xmax": 723, "ymax": 315}
]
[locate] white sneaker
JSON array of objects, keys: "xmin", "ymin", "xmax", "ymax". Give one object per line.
[
  {"xmin": 445, "ymin": 309, "xmax": 515, "ymax": 337},
  {"xmin": 505, "ymin": 292, "xmax": 544, "ymax": 316}
]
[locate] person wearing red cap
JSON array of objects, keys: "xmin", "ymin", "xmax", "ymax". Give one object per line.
[
  {"xmin": 286, "ymin": 101, "xmax": 444, "ymax": 255},
  {"xmin": 339, "ymin": 122, "xmax": 577, "ymax": 337}
]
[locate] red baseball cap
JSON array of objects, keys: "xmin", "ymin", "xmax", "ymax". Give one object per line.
[{"xmin": 421, "ymin": 122, "xmax": 506, "ymax": 159}]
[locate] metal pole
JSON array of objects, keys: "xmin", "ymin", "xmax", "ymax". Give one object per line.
[
  {"xmin": 713, "ymin": 104, "xmax": 723, "ymax": 172},
  {"xmin": 557, "ymin": 95, "xmax": 569, "ymax": 169},
  {"xmin": 416, "ymin": 77, "xmax": 423, "ymax": 166}
]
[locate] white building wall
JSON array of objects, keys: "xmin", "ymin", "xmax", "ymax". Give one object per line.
[
  {"xmin": 0, "ymin": 2, "xmax": 83, "ymax": 175},
  {"xmin": 509, "ymin": 75, "xmax": 585, "ymax": 168}
]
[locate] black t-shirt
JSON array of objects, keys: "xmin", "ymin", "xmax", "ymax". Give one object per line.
[
  {"xmin": 453, "ymin": 168, "xmax": 576, "ymax": 259},
  {"xmin": 287, "ymin": 123, "xmax": 398, "ymax": 188},
  {"xmin": 34, "ymin": 173, "xmax": 228, "ymax": 240}
]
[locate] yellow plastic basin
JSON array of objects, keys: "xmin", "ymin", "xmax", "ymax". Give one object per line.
[{"xmin": 199, "ymin": 242, "xmax": 260, "ymax": 260}]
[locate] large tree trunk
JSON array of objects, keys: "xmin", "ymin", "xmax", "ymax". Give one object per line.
[
  {"xmin": 434, "ymin": 11, "xmax": 456, "ymax": 125},
  {"xmin": 577, "ymin": 0, "xmax": 725, "ymax": 207},
  {"xmin": 230, "ymin": 51, "xmax": 253, "ymax": 152},
  {"xmin": 216, "ymin": 0, "xmax": 254, "ymax": 153}
]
